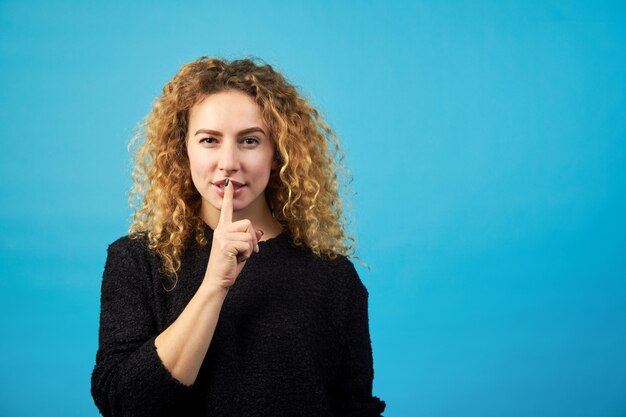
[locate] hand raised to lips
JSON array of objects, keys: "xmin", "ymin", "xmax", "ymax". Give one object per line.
[{"xmin": 203, "ymin": 178, "xmax": 263, "ymax": 290}]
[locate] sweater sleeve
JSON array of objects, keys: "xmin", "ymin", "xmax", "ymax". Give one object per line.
[
  {"xmin": 331, "ymin": 265, "xmax": 386, "ymax": 417},
  {"xmin": 91, "ymin": 239, "xmax": 195, "ymax": 417}
]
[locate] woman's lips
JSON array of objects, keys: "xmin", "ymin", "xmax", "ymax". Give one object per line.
[
  {"xmin": 213, "ymin": 178, "xmax": 244, "ymax": 188},
  {"xmin": 212, "ymin": 180, "xmax": 246, "ymax": 197}
]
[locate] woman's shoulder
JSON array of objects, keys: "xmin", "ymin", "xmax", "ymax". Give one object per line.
[
  {"xmin": 263, "ymin": 232, "xmax": 362, "ymax": 287},
  {"xmin": 301, "ymin": 250, "xmax": 368, "ymax": 296},
  {"xmin": 331, "ymin": 256, "xmax": 367, "ymax": 293},
  {"xmin": 318, "ymin": 254, "xmax": 358, "ymax": 276},
  {"xmin": 105, "ymin": 233, "xmax": 160, "ymax": 269},
  {"xmin": 107, "ymin": 233, "xmax": 147, "ymax": 254},
  {"xmin": 101, "ymin": 234, "xmax": 165, "ymax": 293}
]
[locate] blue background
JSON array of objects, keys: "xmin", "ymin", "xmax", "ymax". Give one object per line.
[{"xmin": 1, "ymin": 1, "xmax": 625, "ymax": 416}]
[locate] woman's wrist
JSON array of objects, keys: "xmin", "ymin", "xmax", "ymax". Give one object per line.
[{"xmin": 198, "ymin": 280, "xmax": 229, "ymax": 300}]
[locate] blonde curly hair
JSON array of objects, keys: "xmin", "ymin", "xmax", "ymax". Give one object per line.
[{"xmin": 129, "ymin": 57, "xmax": 354, "ymax": 277}]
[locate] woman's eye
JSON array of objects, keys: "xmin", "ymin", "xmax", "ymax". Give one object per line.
[
  {"xmin": 200, "ymin": 137, "xmax": 217, "ymax": 144},
  {"xmin": 242, "ymin": 137, "xmax": 259, "ymax": 145}
]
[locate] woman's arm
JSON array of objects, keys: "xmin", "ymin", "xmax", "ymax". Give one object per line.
[
  {"xmin": 331, "ymin": 265, "xmax": 386, "ymax": 417},
  {"xmin": 154, "ymin": 179, "xmax": 259, "ymax": 385},
  {"xmin": 92, "ymin": 180, "xmax": 259, "ymax": 416},
  {"xmin": 91, "ymin": 240, "xmax": 196, "ymax": 417},
  {"xmin": 153, "ymin": 279, "xmax": 228, "ymax": 385}
]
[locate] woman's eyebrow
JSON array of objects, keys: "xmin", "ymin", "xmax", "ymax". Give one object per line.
[
  {"xmin": 194, "ymin": 127, "xmax": 266, "ymax": 136},
  {"xmin": 195, "ymin": 128, "xmax": 222, "ymax": 136},
  {"xmin": 238, "ymin": 127, "xmax": 266, "ymax": 136}
]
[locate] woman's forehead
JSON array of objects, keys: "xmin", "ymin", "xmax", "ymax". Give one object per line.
[{"xmin": 188, "ymin": 90, "xmax": 267, "ymax": 132}]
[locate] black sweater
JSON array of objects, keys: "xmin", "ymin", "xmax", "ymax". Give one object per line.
[{"xmin": 91, "ymin": 227, "xmax": 385, "ymax": 417}]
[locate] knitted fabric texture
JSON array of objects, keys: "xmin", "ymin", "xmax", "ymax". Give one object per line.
[{"xmin": 92, "ymin": 227, "xmax": 385, "ymax": 417}]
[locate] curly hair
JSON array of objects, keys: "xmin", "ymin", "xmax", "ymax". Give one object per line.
[{"xmin": 129, "ymin": 57, "xmax": 354, "ymax": 279}]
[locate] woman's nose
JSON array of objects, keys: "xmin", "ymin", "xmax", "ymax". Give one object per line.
[{"xmin": 217, "ymin": 143, "xmax": 240, "ymax": 172}]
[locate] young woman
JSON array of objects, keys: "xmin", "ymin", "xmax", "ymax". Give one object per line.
[{"xmin": 91, "ymin": 57, "xmax": 385, "ymax": 417}]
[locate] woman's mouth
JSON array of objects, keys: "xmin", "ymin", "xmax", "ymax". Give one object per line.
[{"xmin": 212, "ymin": 179, "xmax": 246, "ymax": 194}]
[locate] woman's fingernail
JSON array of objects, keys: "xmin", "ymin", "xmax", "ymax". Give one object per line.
[
  {"xmin": 258, "ymin": 229, "xmax": 264, "ymax": 236},
  {"xmin": 224, "ymin": 178, "xmax": 230, "ymax": 187},
  {"xmin": 255, "ymin": 244, "xmax": 260, "ymax": 253}
]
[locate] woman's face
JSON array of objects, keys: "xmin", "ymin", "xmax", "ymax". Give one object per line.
[{"xmin": 187, "ymin": 89, "xmax": 274, "ymax": 220}]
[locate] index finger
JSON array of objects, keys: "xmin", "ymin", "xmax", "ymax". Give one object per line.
[{"xmin": 219, "ymin": 178, "xmax": 233, "ymax": 225}]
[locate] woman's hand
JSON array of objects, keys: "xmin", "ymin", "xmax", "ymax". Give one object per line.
[{"xmin": 204, "ymin": 179, "xmax": 263, "ymax": 289}]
